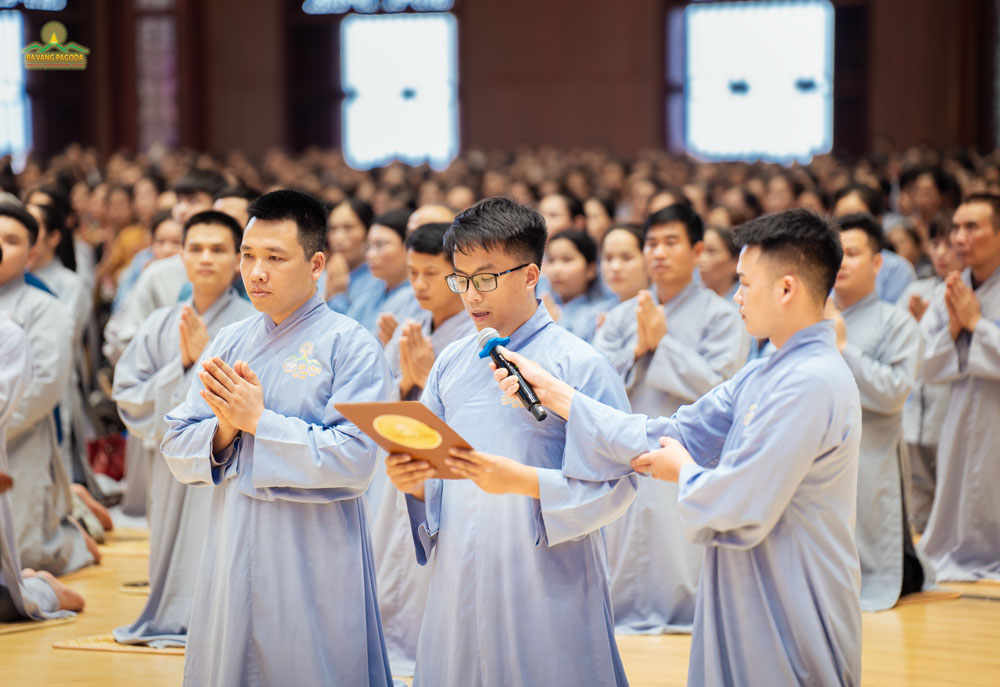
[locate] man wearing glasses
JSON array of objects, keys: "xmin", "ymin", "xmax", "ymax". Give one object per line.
[{"xmin": 384, "ymin": 197, "xmax": 637, "ymax": 686}]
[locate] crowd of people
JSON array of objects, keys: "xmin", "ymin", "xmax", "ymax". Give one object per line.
[{"xmin": 0, "ymin": 140, "xmax": 998, "ymax": 685}]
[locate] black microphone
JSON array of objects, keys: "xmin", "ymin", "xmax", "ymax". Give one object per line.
[{"xmin": 477, "ymin": 327, "xmax": 547, "ymax": 422}]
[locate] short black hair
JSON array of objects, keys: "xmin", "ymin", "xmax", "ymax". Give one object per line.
[
  {"xmin": 643, "ymin": 203, "xmax": 704, "ymax": 246},
  {"xmin": 173, "ymin": 169, "xmax": 227, "ymax": 199},
  {"xmin": 247, "ymin": 189, "xmax": 328, "ymax": 258},
  {"xmin": 405, "ymin": 222, "xmax": 452, "ymax": 261},
  {"xmin": 444, "ymin": 197, "xmax": 546, "ymax": 267},
  {"xmin": 372, "ymin": 208, "xmax": 411, "ymax": 242},
  {"xmin": 332, "ymin": 198, "xmax": 374, "ymax": 232},
  {"xmin": 735, "ymin": 208, "xmax": 843, "ymax": 304},
  {"xmin": 587, "ymin": 194, "xmax": 616, "ymax": 219},
  {"xmin": 961, "ymin": 192, "xmax": 1000, "ymax": 229},
  {"xmin": 834, "ymin": 184, "xmax": 885, "ymax": 216},
  {"xmin": 601, "ymin": 223, "xmax": 644, "ymax": 253},
  {"xmin": 184, "ymin": 210, "xmax": 243, "ymax": 251},
  {"xmin": 214, "ymin": 186, "xmax": 260, "ymax": 203},
  {"xmin": 836, "ymin": 212, "xmax": 886, "ymax": 254},
  {"xmin": 928, "ymin": 214, "xmax": 952, "ymax": 242},
  {"xmin": 0, "ymin": 201, "xmax": 40, "ymax": 244},
  {"xmin": 548, "ymin": 229, "xmax": 598, "ymax": 265},
  {"xmin": 28, "ymin": 199, "xmax": 75, "ymax": 271}
]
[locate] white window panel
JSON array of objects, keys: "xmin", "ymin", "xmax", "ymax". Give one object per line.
[
  {"xmin": 341, "ymin": 12, "xmax": 458, "ymax": 170},
  {"xmin": 685, "ymin": 1, "xmax": 834, "ymax": 162}
]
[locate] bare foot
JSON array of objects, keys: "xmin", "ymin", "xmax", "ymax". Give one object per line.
[
  {"xmin": 0, "ymin": 470, "xmax": 12, "ymax": 493},
  {"xmin": 71, "ymin": 484, "xmax": 113, "ymax": 531},
  {"xmin": 71, "ymin": 519, "xmax": 102, "ymax": 565},
  {"xmin": 35, "ymin": 570, "xmax": 85, "ymax": 612}
]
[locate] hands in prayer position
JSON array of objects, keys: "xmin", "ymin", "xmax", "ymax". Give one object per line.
[
  {"xmin": 199, "ymin": 356, "xmax": 265, "ymax": 452},
  {"xmin": 634, "ymin": 290, "xmax": 667, "ymax": 358},
  {"xmin": 824, "ymin": 298, "xmax": 848, "ymax": 352},
  {"xmin": 398, "ymin": 321, "xmax": 435, "ymax": 396},
  {"xmin": 945, "ymin": 271, "xmax": 981, "ymax": 339},
  {"xmin": 179, "ymin": 306, "xmax": 210, "ymax": 370},
  {"xmin": 377, "ymin": 312, "xmax": 399, "ymax": 347}
]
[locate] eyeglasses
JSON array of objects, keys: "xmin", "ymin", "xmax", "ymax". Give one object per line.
[{"xmin": 445, "ymin": 264, "xmax": 530, "ymax": 293}]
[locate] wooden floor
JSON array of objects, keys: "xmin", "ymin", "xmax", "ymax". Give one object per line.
[{"xmin": 1, "ymin": 528, "xmax": 999, "ymax": 687}]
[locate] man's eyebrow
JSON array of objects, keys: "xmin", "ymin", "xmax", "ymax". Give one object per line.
[{"xmin": 453, "ymin": 262, "xmax": 496, "ymax": 275}]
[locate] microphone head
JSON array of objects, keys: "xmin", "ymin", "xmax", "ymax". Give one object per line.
[{"xmin": 477, "ymin": 327, "xmax": 500, "ymax": 350}]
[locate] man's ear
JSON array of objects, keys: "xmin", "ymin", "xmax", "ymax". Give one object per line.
[
  {"xmin": 524, "ymin": 263, "xmax": 540, "ymax": 290},
  {"xmin": 872, "ymin": 250, "xmax": 884, "ymax": 274},
  {"xmin": 778, "ymin": 273, "xmax": 797, "ymax": 304},
  {"xmin": 47, "ymin": 228, "xmax": 62, "ymax": 252},
  {"xmin": 691, "ymin": 240, "xmax": 705, "ymax": 259},
  {"xmin": 310, "ymin": 251, "xmax": 326, "ymax": 281}
]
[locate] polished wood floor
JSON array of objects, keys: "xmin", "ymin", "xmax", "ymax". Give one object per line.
[{"xmin": 1, "ymin": 528, "xmax": 998, "ymax": 687}]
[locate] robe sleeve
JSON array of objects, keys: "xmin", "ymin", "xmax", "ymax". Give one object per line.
[
  {"xmin": 111, "ymin": 309, "xmax": 185, "ymax": 445},
  {"xmin": 162, "ymin": 324, "xmax": 252, "ymax": 486},
  {"xmin": 841, "ymin": 311, "xmax": 921, "ymax": 414},
  {"xmin": 675, "ymin": 374, "xmax": 840, "ymax": 550},
  {"xmin": 248, "ymin": 330, "xmax": 392, "ymax": 493},
  {"xmin": 405, "ymin": 352, "xmax": 451, "ymax": 565},
  {"xmin": 6, "ymin": 298, "xmax": 71, "ymax": 443},
  {"xmin": 966, "ymin": 316, "xmax": 1000, "ymax": 381},
  {"xmin": 532, "ymin": 358, "xmax": 639, "ymax": 546},
  {"xmin": 562, "ymin": 373, "xmax": 738, "ymax": 480},
  {"xmin": 644, "ymin": 308, "xmax": 747, "ymax": 402},
  {"xmin": 0, "ymin": 319, "xmax": 30, "ymax": 430}
]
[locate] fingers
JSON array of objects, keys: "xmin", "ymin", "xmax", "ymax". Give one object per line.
[
  {"xmin": 498, "ymin": 375, "xmax": 520, "ymax": 397},
  {"xmin": 203, "ymin": 357, "xmax": 240, "ymax": 389},
  {"xmin": 630, "ymin": 456, "xmax": 652, "ymax": 473},
  {"xmin": 448, "ymin": 447, "xmax": 483, "ymax": 464},
  {"xmin": 444, "ymin": 457, "xmax": 481, "ymax": 479},
  {"xmin": 236, "ymin": 361, "xmax": 260, "ymax": 385},
  {"xmin": 200, "ymin": 389, "xmax": 230, "ymax": 418},
  {"xmin": 386, "ymin": 453, "xmax": 417, "ymax": 467},
  {"xmin": 492, "ymin": 365, "xmax": 509, "ymax": 381},
  {"xmin": 660, "ymin": 436, "xmax": 671, "ymax": 447}
]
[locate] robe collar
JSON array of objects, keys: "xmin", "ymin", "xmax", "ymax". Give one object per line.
[
  {"xmin": 650, "ymin": 279, "xmax": 700, "ymax": 308},
  {"xmin": 188, "ymin": 287, "xmax": 239, "ymax": 327},
  {"xmin": 504, "ymin": 300, "xmax": 555, "ymax": 352},
  {"xmin": 840, "ymin": 290, "xmax": 879, "ymax": 316},
  {"xmin": 263, "ymin": 291, "xmax": 324, "ymax": 333},
  {"xmin": 762, "ymin": 319, "xmax": 836, "ymax": 371},
  {"xmin": 966, "ymin": 263, "xmax": 1000, "ymax": 291}
]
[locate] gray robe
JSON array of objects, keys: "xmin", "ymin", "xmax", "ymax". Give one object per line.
[
  {"xmin": 919, "ymin": 266, "xmax": 1000, "ymax": 580},
  {"xmin": 0, "ymin": 278, "xmax": 92, "ymax": 574},
  {"xmin": 841, "ymin": 292, "xmax": 931, "ymax": 610},
  {"xmin": 111, "ymin": 290, "xmax": 255, "ymax": 647},
  {"xmin": 592, "ymin": 282, "xmax": 748, "ymax": 634},
  {"xmin": 372, "ymin": 308, "xmax": 475, "ymax": 676},
  {"xmin": 897, "ymin": 277, "xmax": 951, "ymax": 531},
  {"xmin": 0, "ymin": 314, "xmax": 74, "ymax": 621}
]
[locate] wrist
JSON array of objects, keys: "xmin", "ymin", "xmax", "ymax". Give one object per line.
[{"xmin": 518, "ymin": 465, "xmax": 540, "ymax": 499}]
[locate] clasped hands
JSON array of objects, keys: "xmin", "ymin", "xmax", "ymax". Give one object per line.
[
  {"xmin": 198, "ymin": 356, "xmax": 265, "ymax": 448},
  {"xmin": 944, "ymin": 271, "xmax": 981, "ymax": 339}
]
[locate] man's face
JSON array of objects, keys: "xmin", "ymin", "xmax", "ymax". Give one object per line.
[
  {"xmin": 173, "ymin": 191, "xmax": 213, "ymax": 225},
  {"xmin": 408, "ymin": 250, "xmax": 460, "ymax": 316},
  {"xmin": 0, "ymin": 216, "xmax": 34, "ymax": 286},
  {"xmin": 929, "ymin": 238, "xmax": 962, "ymax": 280},
  {"xmin": 241, "ymin": 218, "xmax": 322, "ymax": 323},
  {"xmin": 366, "ymin": 224, "xmax": 407, "ymax": 285},
  {"xmin": 107, "ymin": 189, "xmax": 134, "ymax": 228},
  {"xmin": 834, "ymin": 229, "xmax": 880, "ymax": 301},
  {"xmin": 151, "ymin": 219, "xmax": 184, "ymax": 260},
  {"xmin": 643, "ymin": 222, "xmax": 700, "ymax": 288},
  {"xmin": 951, "ymin": 202, "xmax": 1000, "ymax": 275},
  {"xmin": 182, "ymin": 223, "xmax": 240, "ymax": 298},
  {"xmin": 734, "ymin": 245, "xmax": 780, "ymax": 339},
  {"xmin": 327, "ymin": 202, "xmax": 367, "ymax": 268},
  {"xmin": 213, "ymin": 197, "xmax": 250, "ymax": 229},
  {"xmin": 538, "ymin": 194, "xmax": 573, "ymax": 235},
  {"xmin": 451, "ymin": 244, "xmax": 536, "ymax": 335}
]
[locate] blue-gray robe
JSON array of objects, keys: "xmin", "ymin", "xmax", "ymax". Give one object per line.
[
  {"xmin": 876, "ymin": 250, "xmax": 916, "ymax": 304},
  {"xmin": 592, "ymin": 282, "xmax": 748, "ymax": 634},
  {"xmin": 161, "ymin": 293, "xmax": 396, "ymax": 686},
  {"xmin": 565, "ymin": 320, "xmax": 863, "ymax": 687},
  {"xmin": 406, "ymin": 304, "xmax": 638, "ymax": 687},
  {"xmin": 556, "ymin": 282, "xmax": 618, "ymax": 343},
  {"xmin": 111, "ymin": 289, "xmax": 255, "ymax": 647},
  {"xmin": 0, "ymin": 314, "xmax": 74, "ymax": 622},
  {"xmin": 373, "ymin": 307, "xmax": 475, "ymax": 676},
  {"xmin": 840, "ymin": 292, "xmax": 930, "ymax": 610},
  {"xmin": 919, "ymin": 265, "xmax": 1000, "ymax": 581},
  {"xmin": 0, "ymin": 277, "xmax": 92, "ymax": 574}
]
